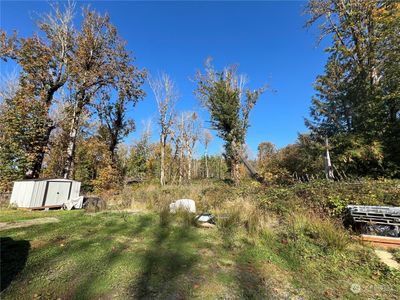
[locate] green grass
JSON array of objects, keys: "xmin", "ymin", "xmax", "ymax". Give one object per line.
[
  {"xmin": 1, "ymin": 180, "xmax": 399, "ymax": 299},
  {"xmin": 1, "ymin": 209, "xmax": 399, "ymax": 299}
]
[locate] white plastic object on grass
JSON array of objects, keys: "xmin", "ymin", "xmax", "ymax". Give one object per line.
[{"xmin": 169, "ymin": 199, "xmax": 196, "ymax": 213}]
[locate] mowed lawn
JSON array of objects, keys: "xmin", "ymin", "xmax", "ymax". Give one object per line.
[{"xmin": 1, "ymin": 209, "xmax": 399, "ymax": 300}]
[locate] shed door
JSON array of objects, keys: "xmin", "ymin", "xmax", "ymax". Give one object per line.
[{"xmin": 44, "ymin": 182, "xmax": 71, "ymax": 206}]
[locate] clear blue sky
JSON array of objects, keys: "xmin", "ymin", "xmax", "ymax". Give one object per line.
[{"xmin": 0, "ymin": 1, "xmax": 329, "ymax": 157}]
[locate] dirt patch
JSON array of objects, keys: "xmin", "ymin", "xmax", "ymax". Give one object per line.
[
  {"xmin": 197, "ymin": 248, "xmax": 215, "ymax": 257},
  {"xmin": 0, "ymin": 217, "xmax": 59, "ymax": 231},
  {"xmin": 375, "ymin": 249, "xmax": 400, "ymax": 270},
  {"xmin": 30, "ymin": 240, "xmax": 49, "ymax": 249}
]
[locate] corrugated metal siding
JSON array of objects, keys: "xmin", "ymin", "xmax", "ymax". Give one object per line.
[
  {"xmin": 30, "ymin": 181, "xmax": 47, "ymax": 207},
  {"xmin": 10, "ymin": 182, "xmax": 22, "ymax": 205},
  {"xmin": 21, "ymin": 181, "xmax": 35, "ymax": 207},
  {"xmin": 10, "ymin": 179, "xmax": 82, "ymax": 208},
  {"xmin": 70, "ymin": 181, "xmax": 81, "ymax": 199}
]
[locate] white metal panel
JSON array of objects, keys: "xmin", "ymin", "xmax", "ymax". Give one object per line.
[
  {"xmin": 21, "ymin": 181, "xmax": 34, "ymax": 207},
  {"xmin": 11, "ymin": 181, "xmax": 35, "ymax": 208},
  {"xmin": 30, "ymin": 181, "xmax": 47, "ymax": 207},
  {"xmin": 70, "ymin": 181, "xmax": 81, "ymax": 199},
  {"xmin": 45, "ymin": 181, "xmax": 71, "ymax": 206},
  {"xmin": 10, "ymin": 182, "xmax": 22, "ymax": 206}
]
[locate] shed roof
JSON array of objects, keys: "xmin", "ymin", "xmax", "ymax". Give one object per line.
[{"xmin": 14, "ymin": 178, "xmax": 79, "ymax": 182}]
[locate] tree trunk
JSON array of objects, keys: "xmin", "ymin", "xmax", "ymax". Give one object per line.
[
  {"xmin": 231, "ymin": 158, "xmax": 241, "ymax": 185},
  {"xmin": 25, "ymin": 87, "xmax": 63, "ymax": 178},
  {"xmin": 26, "ymin": 123, "xmax": 54, "ymax": 179},
  {"xmin": 324, "ymin": 137, "xmax": 334, "ymax": 180},
  {"xmin": 178, "ymin": 147, "xmax": 183, "ymax": 185},
  {"xmin": 63, "ymin": 119, "xmax": 79, "ymax": 179},
  {"xmin": 218, "ymin": 156, "xmax": 221, "ymax": 179},
  {"xmin": 160, "ymin": 134, "xmax": 166, "ymax": 186},
  {"xmin": 230, "ymin": 140, "xmax": 241, "ymax": 185},
  {"xmin": 205, "ymin": 147, "xmax": 209, "ymax": 179},
  {"xmin": 187, "ymin": 149, "xmax": 192, "ymax": 181},
  {"xmin": 108, "ymin": 134, "xmax": 119, "ymax": 167},
  {"xmin": 63, "ymin": 101, "xmax": 83, "ymax": 179}
]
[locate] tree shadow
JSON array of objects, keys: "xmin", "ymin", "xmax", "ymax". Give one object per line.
[
  {"xmin": 0, "ymin": 237, "xmax": 31, "ymax": 292},
  {"xmin": 25, "ymin": 214, "xmax": 154, "ymax": 276},
  {"xmin": 131, "ymin": 222, "xmax": 199, "ymax": 299},
  {"xmin": 1, "ymin": 213, "xmax": 198, "ymax": 298},
  {"xmin": 69, "ymin": 241, "xmax": 131, "ymax": 299},
  {"xmin": 219, "ymin": 230, "xmax": 274, "ymax": 299},
  {"xmin": 234, "ymin": 260, "xmax": 271, "ymax": 299},
  {"xmin": 7, "ymin": 214, "xmax": 158, "ymax": 299}
]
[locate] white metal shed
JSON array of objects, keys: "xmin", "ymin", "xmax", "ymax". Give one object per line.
[{"xmin": 10, "ymin": 179, "xmax": 81, "ymax": 208}]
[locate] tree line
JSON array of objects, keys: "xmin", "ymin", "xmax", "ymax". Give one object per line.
[
  {"xmin": 0, "ymin": 3, "xmax": 263, "ymax": 191},
  {"xmin": 1, "ymin": 1, "xmax": 399, "ymax": 192}
]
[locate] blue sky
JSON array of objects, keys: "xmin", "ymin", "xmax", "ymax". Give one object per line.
[{"xmin": 0, "ymin": 1, "xmax": 329, "ymax": 157}]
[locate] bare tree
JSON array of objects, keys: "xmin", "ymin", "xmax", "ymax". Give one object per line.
[
  {"xmin": 183, "ymin": 112, "xmax": 201, "ymax": 181},
  {"xmin": 176, "ymin": 114, "xmax": 185, "ymax": 183},
  {"xmin": 148, "ymin": 73, "xmax": 178, "ymax": 186},
  {"xmin": 202, "ymin": 128, "xmax": 213, "ymax": 178},
  {"xmin": 173, "ymin": 111, "xmax": 201, "ymax": 183}
]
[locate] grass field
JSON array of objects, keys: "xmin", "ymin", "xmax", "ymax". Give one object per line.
[{"xmin": 1, "ymin": 181, "xmax": 399, "ymax": 299}]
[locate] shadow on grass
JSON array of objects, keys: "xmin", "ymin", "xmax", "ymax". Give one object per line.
[
  {"xmin": 1, "ymin": 213, "xmax": 199, "ymax": 299},
  {"xmin": 131, "ymin": 222, "xmax": 199, "ymax": 299},
  {"xmin": 0, "ymin": 237, "xmax": 30, "ymax": 292},
  {"xmin": 235, "ymin": 262, "xmax": 270, "ymax": 300},
  {"xmin": 0, "ymin": 214, "xmax": 156, "ymax": 298},
  {"xmin": 219, "ymin": 229, "xmax": 273, "ymax": 299}
]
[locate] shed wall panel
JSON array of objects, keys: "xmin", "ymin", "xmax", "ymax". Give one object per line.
[
  {"xmin": 45, "ymin": 181, "xmax": 71, "ymax": 205},
  {"xmin": 25, "ymin": 182, "xmax": 35, "ymax": 207},
  {"xmin": 12, "ymin": 182, "xmax": 24, "ymax": 206},
  {"xmin": 30, "ymin": 181, "xmax": 47, "ymax": 207},
  {"xmin": 20, "ymin": 182, "xmax": 35, "ymax": 207},
  {"xmin": 10, "ymin": 182, "xmax": 22, "ymax": 206},
  {"xmin": 70, "ymin": 181, "xmax": 81, "ymax": 199}
]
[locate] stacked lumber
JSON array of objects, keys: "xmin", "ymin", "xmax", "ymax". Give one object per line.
[{"xmin": 357, "ymin": 235, "xmax": 400, "ymax": 248}]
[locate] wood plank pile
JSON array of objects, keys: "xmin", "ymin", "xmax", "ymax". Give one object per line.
[{"xmin": 358, "ymin": 235, "xmax": 400, "ymax": 248}]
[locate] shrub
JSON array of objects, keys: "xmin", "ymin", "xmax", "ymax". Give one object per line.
[
  {"xmin": 159, "ymin": 206, "xmax": 171, "ymax": 227},
  {"xmin": 326, "ymin": 195, "xmax": 349, "ymax": 216},
  {"xmin": 310, "ymin": 218, "xmax": 350, "ymax": 252},
  {"xmin": 390, "ymin": 248, "xmax": 400, "ymax": 264},
  {"xmin": 285, "ymin": 212, "xmax": 350, "ymax": 253},
  {"xmin": 175, "ymin": 209, "xmax": 196, "ymax": 228},
  {"xmin": 217, "ymin": 207, "xmax": 241, "ymax": 232}
]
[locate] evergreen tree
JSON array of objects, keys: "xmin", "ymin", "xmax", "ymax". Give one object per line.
[{"xmin": 306, "ymin": 0, "xmax": 400, "ymax": 176}]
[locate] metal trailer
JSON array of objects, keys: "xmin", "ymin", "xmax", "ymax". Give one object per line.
[
  {"xmin": 10, "ymin": 179, "xmax": 81, "ymax": 208},
  {"xmin": 346, "ymin": 205, "xmax": 400, "ymax": 237},
  {"xmin": 347, "ymin": 205, "xmax": 400, "ymax": 226}
]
